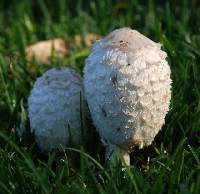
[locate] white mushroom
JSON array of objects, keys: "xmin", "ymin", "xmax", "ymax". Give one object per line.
[
  {"xmin": 84, "ymin": 28, "xmax": 172, "ymax": 165},
  {"xmin": 28, "ymin": 67, "xmax": 87, "ymax": 151}
]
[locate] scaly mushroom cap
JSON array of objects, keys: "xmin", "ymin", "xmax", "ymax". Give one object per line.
[
  {"xmin": 84, "ymin": 28, "xmax": 171, "ymax": 153},
  {"xmin": 28, "ymin": 67, "xmax": 86, "ymax": 151}
]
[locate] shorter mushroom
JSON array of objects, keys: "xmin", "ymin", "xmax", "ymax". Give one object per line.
[{"xmin": 28, "ymin": 67, "xmax": 87, "ymax": 151}]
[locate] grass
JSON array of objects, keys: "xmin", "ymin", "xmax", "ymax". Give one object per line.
[{"xmin": 0, "ymin": 0, "xmax": 199, "ymax": 193}]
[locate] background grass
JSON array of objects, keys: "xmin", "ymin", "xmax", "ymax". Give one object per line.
[{"xmin": 0, "ymin": 0, "xmax": 199, "ymax": 193}]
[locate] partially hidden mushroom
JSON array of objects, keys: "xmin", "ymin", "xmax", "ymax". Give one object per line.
[
  {"xmin": 25, "ymin": 38, "xmax": 69, "ymax": 65},
  {"xmin": 84, "ymin": 28, "xmax": 172, "ymax": 165},
  {"xmin": 28, "ymin": 67, "xmax": 87, "ymax": 151}
]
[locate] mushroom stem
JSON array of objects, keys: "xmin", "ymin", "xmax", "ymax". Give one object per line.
[{"xmin": 105, "ymin": 143, "xmax": 130, "ymax": 166}]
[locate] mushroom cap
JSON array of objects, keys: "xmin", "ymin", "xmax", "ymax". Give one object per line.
[
  {"xmin": 25, "ymin": 38, "xmax": 69, "ymax": 65},
  {"xmin": 28, "ymin": 67, "xmax": 86, "ymax": 150},
  {"xmin": 84, "ymin": 28, "xmax": 171, "ymax": 152}
]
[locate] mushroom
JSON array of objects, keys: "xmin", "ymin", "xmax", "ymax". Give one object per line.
[
  {"xmin": 74, "ymin": 33, "xmax": 102, "ymax": 47},
  {"xmin": 28, "ymin": 67, "xmax": 87, "ymax": 151},
  {"xmin": 25, "ymin": 38, "xmax": 69, "ymax": 65},
  {"xmin": 84, "ymin": 28, "xmax": 172, "ymax": 165}
]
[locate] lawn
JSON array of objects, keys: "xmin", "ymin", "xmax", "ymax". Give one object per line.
[{"xmin": 0, "ymin": 0, "xmax": 199, "ymax": 193}]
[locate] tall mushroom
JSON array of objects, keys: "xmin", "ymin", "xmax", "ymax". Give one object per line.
[
  {"xmin": 84, "ymin": 28, "xmax": 172, "ymax": 165},
  {"xmin": 28, "ymin": 67, "xmax": 87, "ymax": 151}
]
